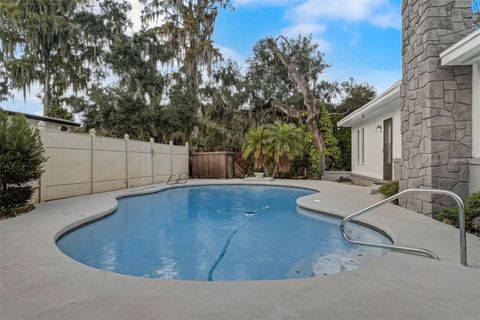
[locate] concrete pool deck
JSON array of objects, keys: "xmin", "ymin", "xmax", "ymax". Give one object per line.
[{"xmin": 1, "ymin": 179, "xmax": 479, "ymax": 320}]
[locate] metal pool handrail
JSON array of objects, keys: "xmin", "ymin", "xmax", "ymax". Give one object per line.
[
  {"xmin": 339, "ymin": 188, "xmax": 467, "ymax": 266},
  {"xmin": 166, "ymin": 173, "xmax": 189, "ymax": 185}
]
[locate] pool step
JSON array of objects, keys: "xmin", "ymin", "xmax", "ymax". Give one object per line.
[{"xmin": 287, "ymin": 250, "xmax": 374, "ymax": 279}]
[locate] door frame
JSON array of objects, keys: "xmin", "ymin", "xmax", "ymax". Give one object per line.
[{"xmin": 383, "ymin": 118, "xmax": 393, "ymax": 181}]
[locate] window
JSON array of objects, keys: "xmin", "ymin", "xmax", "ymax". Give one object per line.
[
  {"xmin": 361, "ymin": 128, "xmax": 365, "ymax": 164},
  {"xmin": 356, "ymin": 128, "xmax": 365, "ymax": 164},
  {"xmin": 356, "ymin": 130, "xmax": 360, "ymax": 163}
]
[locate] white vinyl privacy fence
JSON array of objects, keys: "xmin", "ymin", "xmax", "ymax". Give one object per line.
[{"xmin": 33, "ymin": 121, "xmax": 189, "ymax": 202}]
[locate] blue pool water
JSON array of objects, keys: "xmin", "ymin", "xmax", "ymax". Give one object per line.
[{"xmin": 57, "ymin": 185, "xmax": 391, "ymax": 281}]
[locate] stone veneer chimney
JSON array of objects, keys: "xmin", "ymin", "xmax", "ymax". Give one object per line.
[{"xmin": 400, "ymin": 0, "xmax": 473, "ymax": 215}]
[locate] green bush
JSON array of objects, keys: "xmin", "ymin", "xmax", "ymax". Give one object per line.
[
  {"xmin": 0, "ymin": 110, "xmax": 46, "ymax": 217},
  {"xmin": 0, "ymin": 186, "xmax": 34, "ymax": 208},
  {"xmin": 1, "ymin": 207, "xmax": 17, "ymax": 218},
  {"xmin": 379, "ymin": 180, "xmax": 399, "ymax": 198},
  {"xmin": 289, "ymin": 126, "xmax": 319, "ymax": 178},
  {"xmin": 439, "ymin": 192, "xmax": 480, "ymax": 234}
]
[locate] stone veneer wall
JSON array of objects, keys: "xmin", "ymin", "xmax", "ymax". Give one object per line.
[{"xmin": 399, "ymin": 0, "xmax": 473, "ymax": 215}]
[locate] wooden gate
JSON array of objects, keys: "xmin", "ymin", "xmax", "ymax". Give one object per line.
[{"xmin": 191, "ymin": 152, "xmax": 234, "ymax": 179}]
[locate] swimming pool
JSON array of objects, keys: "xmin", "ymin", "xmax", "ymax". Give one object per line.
[{"xmin": 57, "ymin": 185, "xmax": 391, "ymax": 281}]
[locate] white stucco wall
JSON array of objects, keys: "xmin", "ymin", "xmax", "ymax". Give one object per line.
[
  {"xmin": 469, "ymin": 62, "xmax": 480, "ymax": 193},
  {"xmin": 472, "ymin": 62, "xmax": 479, "ymax": 159},
  {"xmin": 351, "ymin": 107, "xmax": 401, "ymax": 181}
]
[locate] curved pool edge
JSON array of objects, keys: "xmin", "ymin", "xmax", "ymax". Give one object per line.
[
  {"xmin": 54, "ymin": 181, "xmax": 394, "ymax": 282},
  {"xmin": 297, "ymin": 206, "xmax": 394, "ymax": 244},
  {"xmin": 54, "ymin": 181, "xmax": 394, "ymax": 248},
  {"xmin": 295, "ymin": 192, "xmax": 398, "ymax": 244}
]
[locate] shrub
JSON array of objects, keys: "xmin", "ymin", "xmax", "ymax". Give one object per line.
[
  {"xmin": 0, "ymin": 110, "xmax": 46, "ymax": 216},
  {"xmin": 337, "ymin": 176, "xmax": 353, "ymax": 183},
  {"xmin": 439, "ymin": 192, "xmax": 480, "ymax": 234},
  {"xmin": 0, "ymin": 186, "xmax": 34, "ymax": 208},
  {"xmin": 379, "ymin": 180, "xmax": 399, "ymax": 198}
]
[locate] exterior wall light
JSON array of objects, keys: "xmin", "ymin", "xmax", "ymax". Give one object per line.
[{"xmin": 376, "ymin": 125, "xmax": 382, "ymax": 131}]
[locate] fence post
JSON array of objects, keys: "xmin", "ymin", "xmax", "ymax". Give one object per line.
[
  {"xmin": 150, "ymin": 137, "xmax": 155, "ymax": 184},
  {"xmin": 169, "ymin": 140, "xmax": 173, "ymax": 175},
  {"xmin": 90, "ymin": 129, "xmax": 96, "ymax": 194},
  {"xmin": 37, "ymin": 121, "xmax": 47, "ymax": 202},
  {"xmin": 185, "ymin": 142, "xmax": 189, "ymax": 176},
  {"xmin": 125, "ymin": 134, "xmax": 130, "ymax": 188}
]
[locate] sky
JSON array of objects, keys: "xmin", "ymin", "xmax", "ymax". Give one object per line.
[{"xmin": 2, "ymin": 0, "xmax": 402, "ymax": 116}]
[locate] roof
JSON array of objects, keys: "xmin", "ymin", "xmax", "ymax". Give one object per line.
[
  {"xmin": 440, "ymin": 29, "xmax": 480, "ymax": 66},
  {"xmin": 2, "ymin": 109, "xmax": 81, "ymax": 127},
  {"xmin": 337, "ymin": 80, "xmax": 401, "ymax": 128}
]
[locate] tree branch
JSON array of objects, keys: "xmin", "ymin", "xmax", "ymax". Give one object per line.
[
  {"xmin": 268, "ymin": 98, "xmax": 300, "ymax": 119},
  {"xmin": 267, "ymin": 37, "xmax": 317, "ymax": 113},
  {"xmin": 328, "ymin": 106, "xmax": 354, "ymax": 116}
]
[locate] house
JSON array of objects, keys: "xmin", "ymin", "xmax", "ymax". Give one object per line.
[
  {"xmin": 338, "ymin": 1, "xmax": 479, "ymax": 215},
  {"xmin": 2, "ymin": 109, "xmax": 81, "ymax": 131},
  {"xmin": 337, "ymin": 81, "xmax": 401, "ymax": 185}
]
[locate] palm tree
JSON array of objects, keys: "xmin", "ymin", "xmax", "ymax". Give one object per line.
[
  {"xmin": 242, "ymin": 126, "xmax": 271, "ymax": 173},
  {"xmin": 265, "ymin": 122, "xmax": 304, "ymax": 176}
]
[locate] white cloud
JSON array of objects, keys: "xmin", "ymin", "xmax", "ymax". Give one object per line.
[
  {"xmin": 289, "ymin": 0, "xmax": 400, "ymax": 29},
  {"xmin": 235, "ymin": 0, "xmax": 293, "ymax": 6},
  {"xmin": 322, "ymin": 67, "xmax": 400, "ymax": 93},
  {"xmin": 280, "ymin": 1, "xmax": 400, "ymax": 54},
  {"xmin": 313, "ymin": 37, "xmax": 331, "ymax": 52},
  {"xmin": 281, "ymin": 22, "xmax": 330, "ymax": 52},
  {"xmin": 282, "ymin": 23, "xmax": 326, "ymax": 37},
  {"xmin": 217, "ymin": 45, "xmax": 245, "ymax": 64},
  {"xmin": 370, "ymin": 11, "xmax": 401, "ymax": 29}
]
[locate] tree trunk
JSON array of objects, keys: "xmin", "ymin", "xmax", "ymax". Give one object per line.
[
  {"xmin": 307, "ymin": 119, "xmax": 325, "ymax": 177},
  {"xmin": 272, "ymin": 163, "xmax": 278, "ymax": 178},
  {"xmin": 267, "ymin": 38, "xmax": 328, "ymax": 179},
  {"xmin": 43, "ymin": 57, "xmax": 51, "ymax": 116}
]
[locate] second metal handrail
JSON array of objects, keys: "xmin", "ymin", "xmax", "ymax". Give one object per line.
[
  {"xmin": 340, "ymin": 188, "xmax": 467, "ymax": 266},
  {"xmin": 166, "ymin": 173, "xmax": 189, "ymax": 185}
]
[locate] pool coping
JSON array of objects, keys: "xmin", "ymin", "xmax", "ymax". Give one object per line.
[
  {"xmin": 1, "ymin": 179, "xmax": 480, "ymax": 320},
  {"xmin": 297, "ymin": 206, "xmax": 394, "ymax": 243}
]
